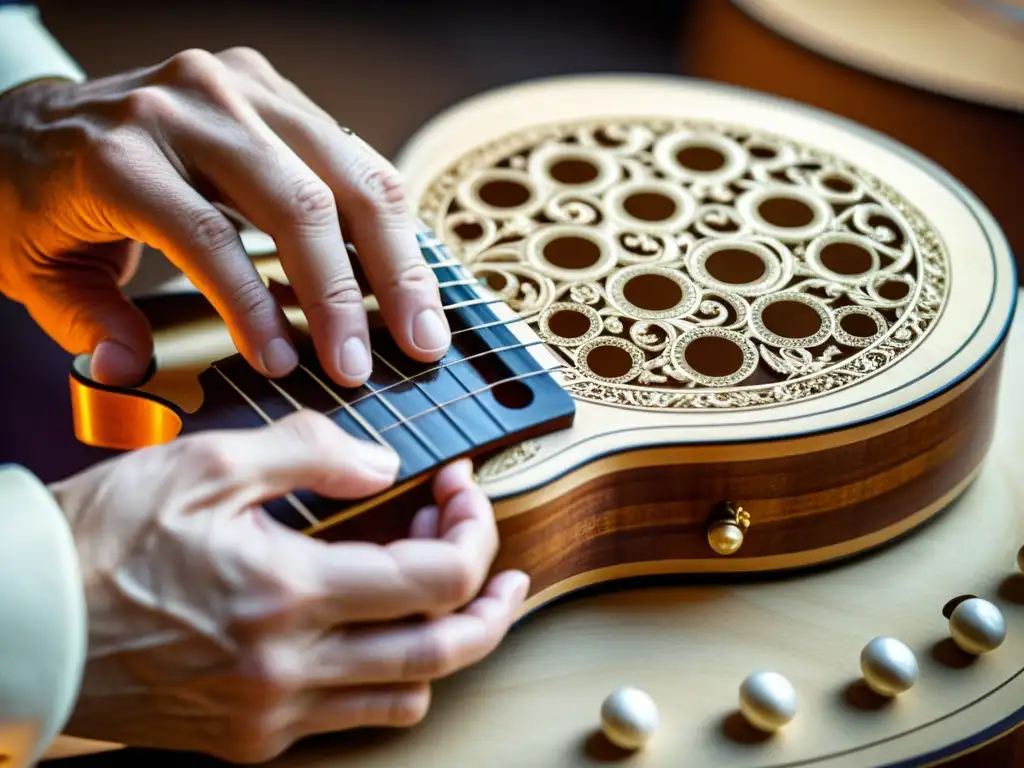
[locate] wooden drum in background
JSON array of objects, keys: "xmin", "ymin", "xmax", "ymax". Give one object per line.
[{"xmin": 684, "ymin": 0, "xmax": 1024, "ymax": 284}]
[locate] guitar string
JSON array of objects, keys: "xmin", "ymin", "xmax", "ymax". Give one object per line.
[
  {"xmin": 211, "ymin": 360, "xmax": 564, "ymax": 520},
  {"xmin": 370, "ymin": 349, "xmax": 488, "ymax": 442}
]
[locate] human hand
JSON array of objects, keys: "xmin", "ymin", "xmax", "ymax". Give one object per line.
[
  {"xmin": 0, "ymin": 48, "xmax": 450, "ymax": 389},
  {"xmin": 49, "ymin": 410, "xmax": 527, "ymax": 763}
]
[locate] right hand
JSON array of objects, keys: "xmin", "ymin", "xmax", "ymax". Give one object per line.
[
  {"xmin": 0, "ymin": 47, "xmax": 451, "ymax": 389},
  {"xmin": 49, "ymin": 410, "xmax": 528, "ymax": 764}
]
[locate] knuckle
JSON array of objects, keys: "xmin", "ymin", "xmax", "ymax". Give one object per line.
[
  {"xmin": 349, "ymin": 164, "xmax": 409, "ymax": 223},
  {"xmin": 227, "ymin": 276, "xmax": 275, "ymax": 319},
  {"xmin": 119, "ymin": 86, "xmax": 176, "ymax": 124},
  {"xmin": 186, "ymin": 436, "xmax": 239, "ymax": 480},
  {"xmin": 387, "ymin": 687, "xmax": 431, "ymax": 726},
  {"xmin": 220, "ymin": 718, "xmax": 289, "ymax": 764},
  {"xmin": 407, "ymin": 629, "xmax": 457, "ymax": 679},
  {"xmin": 282, "ymin": 176, "xmax": 337, "ymax": 228},
  {"xmin": 445, "ymin": 554, "xmax": 481, "ymax": 607},
  {"xmin": 282, "ymin": 409, "xmax": 339, "ymax": 452},
  {"xmin": 220, "ymin": 46, "xmax": 273, "ymax": 74},
  {"xmin": 191, "ymin": 208, "xmax": 241, "ymax": 258},
  {"xmin": 315, "ymin": 273, "xmax": 364, "ymax": 313},
  {"xmin": 161, "ymin": 47, "xmax": 225, "ymax": 89},
  {"xmin": 247, "ymin": 646, "xmax": 299, "ymax": 706},
  {"xmin": 392, "ymin": 261, "xmax": 438, "ymax": 294}
]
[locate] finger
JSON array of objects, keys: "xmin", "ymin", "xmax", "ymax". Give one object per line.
[
  {"xmin": 185, "ymin": 409, "xmax": 400, "ymax": 503},
  {"xmin": 245, "ymin": 93, "xmax": 452, "ymax": 363},
  {"xmin": 424, "ymin": 458, "xmax": 498, "ymax": 554},
  {"xmin": 409, "ymin": 504, "xmax": 440, "ymax": 539},
  {"xmin": 310, "ymin": 570, "xmax": 529, "ymax": 686},
  {"xmin": 266, "ymin": 458, "xmax": 498, "ymax": 624},
  {"xmin": 294, "ymin": 683, "xmax": 431, "ymax": 740},
  {"xmin": 176, "ymin": 106, "xmax": 374, "ymax": 389},
  {"xmin": 93, "ymin": 132, "xmax": 298, "ymax": 378},
  {"xmin": 216, "ymin": 45, "xmax": 337, "ymax": 126},
  {"xmin": 21, "ymin": 247, "xmax": 153, "ymax": 386}
]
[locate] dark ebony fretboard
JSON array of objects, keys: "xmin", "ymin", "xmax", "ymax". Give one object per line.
[{"xmin": 181, "ymin": 227, "xmax": 576, "ymax": 534}]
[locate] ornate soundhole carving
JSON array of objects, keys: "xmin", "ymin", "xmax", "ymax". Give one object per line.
[{"xmin": 417, "ymin": 120, "xmax": 949, "ymax": 410}]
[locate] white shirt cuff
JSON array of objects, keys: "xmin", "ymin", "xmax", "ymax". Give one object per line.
[
  {"xmin": 0, "ymin": 465, "xmax": 87, "ymax": 768},
  {"xmin": 0, "ymin": 5, "xmax": 84, "ymax": 96}
]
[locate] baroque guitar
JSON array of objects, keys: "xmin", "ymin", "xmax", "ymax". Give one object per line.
[{"xmin": 58, "ymin": 76, "xmax": 1021, "ymax": 767}]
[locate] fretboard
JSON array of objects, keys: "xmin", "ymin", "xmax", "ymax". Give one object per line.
[{"xmin": 182, "ymin": 227, "xmax": 576, "ymax": 533}]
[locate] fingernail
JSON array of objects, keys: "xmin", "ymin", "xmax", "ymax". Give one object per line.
[
  {"xmin": 92, "ymin": 339, "xmax": 142, "ymax": 384},
  {"xmin": 509, "ymin": 572, "xmax": 531, "ymax": 603},
  {"xmin": 412, "ymin": 309, "xmax": 451, "ymax": 353},
  {"xmin": 363, "ymin": 441, "xmax": 401, "ymax": 478},
  {"xmin": 339, "ymin": 336, "xmax": 371, "ymax": 380},
  {"xmin": 261, "ymin": 338, "xmax": 298, "ymax": 376}
]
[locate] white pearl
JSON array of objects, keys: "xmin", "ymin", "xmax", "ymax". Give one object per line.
[
  {"xmin": 739, "ymin": 671, "xmax": 796, "ymax": 732},
  {"xmin": 860, "ymin": 637, "xmax": 918, "ymax": 696},
  {"xmin": 949, "ymin": 597, "xmax": 1006, "ymax": 655},
  {"xmin": 600, "ymin": 686, "xmax": 658, "ymax": 750}
]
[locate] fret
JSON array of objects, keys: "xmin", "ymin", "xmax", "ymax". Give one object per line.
[
  {"xmin": 369, "ymin": 332, "xmax": 506, "ymax": 448},
  {"xmin": 414, "ymin": 229, "xmax": 576, "ymax": 434},
  {"xmin": 357, "ymin": 332, "xmax": 475, "ymax": 461},
  {"xmin": 286, "ymin": 345, "xmax": 441, "ymax": 481}
]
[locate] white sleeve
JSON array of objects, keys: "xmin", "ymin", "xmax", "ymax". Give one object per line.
[
  {"xmin": 0, "ymin": 4, "xmax": 84, "ymax": 96},
  {"xmin": 0, "ymin": 465, "xmax": 87, "ymax": 768}
]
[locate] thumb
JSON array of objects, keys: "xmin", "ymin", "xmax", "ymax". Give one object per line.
[
  {"xmin": 26, "ymin": 256, "xmax": 153, "ymax": 387},
  {"xmin": 198, "ymin": 409, "xmax": 402, "ymax": 505}
]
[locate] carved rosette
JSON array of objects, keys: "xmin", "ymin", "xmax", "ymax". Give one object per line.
[{"xmin": 417, "ymin": 119, "xmax": 950, "ymax": 411}]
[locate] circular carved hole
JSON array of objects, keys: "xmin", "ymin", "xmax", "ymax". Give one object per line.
[
  {"xmin": 676, "ymin": 146, "xmax": 726, "ymax": 172},
  {"xmin": 549, "ymin": 159, "xmax": 599, "ymax": 185},
  {"xmin": 705, "ymin": 249, "xmax": 766, "ymax": 284},
  {"xmin": 749, "ymin": 145, "xmax": 776, "ymax": 159},
  {"xmin": 594, "ymin": 128, "xmax": 622, "ymax": 147},
  {"xmin": 622, "ymin": 274, "xmax": 683, "ymax": 311},
  {"xmin": 478, "ymin": 179, "xmax": 530, "ymax": 208},
  {"xmin": 484, "ymin": 273, "xmax": 507, "ymax": 292},
  {"xmin": 548, "ymin": 309, "xmax": 591, "ymax": 339},
  {"xmin": 453, "ymin": 222, "xmax": 483, "ymax": 241},
  {"xmin": 491, "ymin": 380, "xmax": 534, "ymax": 410},
  {"xmin": 543, "ymin": 236, "xmax": 601, "ymax": 270},
  {"xmin": 587, "ymin": 345, "xmax": 634, "ymax": 379},
  {"xmin": 942, "ymin": 594, "xmax": 977, "ymax": 619},
  {"xmin": 761, "ymin": 300, "xmax": 822, "ymax": 339},
  {"xmin": 623, "ymin": 192, "xmax": 677, "ymax": 222},
  {"xmin": 878, "ymin": 280, "xmax": 910, "ymax": 300},
  {"xmin": 823, "ymin": 175, "xmax": 854, "ymax": 193},
  {"xmin": 820, "ymin": 242, "xmax": 873, "ymax": 275},
  {"xmin": 840, "ymin": 313, "xmax": 878, "ymax": 338},
  {"xmin": 684, "ymin": 336, "xmax": 744, "ymax": 378},
  {"xmin": 757, "ymin": 196, "xmax": 815, "ymax": 228}
]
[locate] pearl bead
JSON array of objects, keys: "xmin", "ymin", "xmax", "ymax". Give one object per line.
[
  {"xmin": 739, "ymin": 671, "xmax": 796, "ymax": 732},
  {"xmin": 600, "ymin": 686, "xmax": 658, "ymax": 750},
  {"xmin": 860, "ymin": 637, "xmax": 918, "ymax": 696},
  {"xmin": 949, "ymin": 597, "xmax": 1006, "ymax": 655},
  {"xmin": 708, "ymin": 520, "xmax": 745, "ymax": 555}
]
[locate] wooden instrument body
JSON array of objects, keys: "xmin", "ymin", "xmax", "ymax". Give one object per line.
[{"xmin": 55, "ymin": 76, "xmax": 1021, "ymax": 766}]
